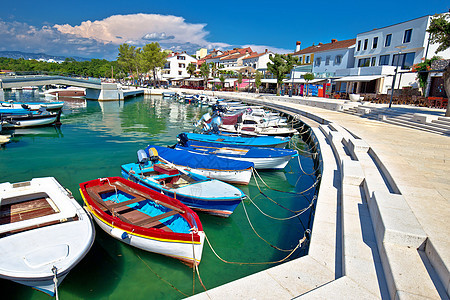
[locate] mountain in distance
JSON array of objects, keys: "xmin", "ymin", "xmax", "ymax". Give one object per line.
[{"xmin": 0, "ymin": 50, "xmax": 91, "ymax": 62}]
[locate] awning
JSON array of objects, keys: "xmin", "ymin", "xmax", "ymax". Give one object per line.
[
  {"xmin": 334, "ymin": 75, "xmax": 384, "ymax": 82},
  {"xmin": 283, "ymin": 78, "xmax": 328, "ymax": 84}
]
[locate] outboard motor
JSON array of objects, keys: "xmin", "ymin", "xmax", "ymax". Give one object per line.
[
  {"xmin": 147, "ymin": 147, "xmax": 159, "ymax": 163},
  {"xmin": 177, "ymin": 133, "xmax": 189, "ymax": 147},
  {"xmin": 137, "ymin": 149, "xmax": 149, "ymax": 166}
]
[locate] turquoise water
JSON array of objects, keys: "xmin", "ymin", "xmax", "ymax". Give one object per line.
[{"xmin": 0, "ymin": 90, "xmax": 318, "ymax": 299}]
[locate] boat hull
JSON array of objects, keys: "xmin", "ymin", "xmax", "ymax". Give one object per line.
[
  {"xmin": 0, "ymin": 177, "xmax": 95, "ymax": 296},
  {"xmin": 179, "ymin": 132, "xmax": 289, "ymax": 148},
  {"xmin": 88, "ymin": 207, "xmax": 205, "ymax": 265},
  {"xmin": 184, "ymin": 167, "xmax": 252, "ymax": 185},
  {"xmin": 1, "ymin": 112, "xmax": 60, "ymax": 128}
]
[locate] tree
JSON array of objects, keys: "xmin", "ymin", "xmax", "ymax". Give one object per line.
[
  {"xmin": 117, "ymin": 43, "xmax": 137, "ymax": 75},
  {"xmin": 255, "ymin": 70, "xmax": 262, "ymax": 93},
  {"xmin": 411, "ymin": 56, "xmax": 441, "ymax": 94},
  {"xmin": 302, "ymin": 73, "xmax": 315, "ymax": 97},
  {"xmin": 199, "ymin": 63, "xmax": 210, "ymax": 89},
  {"xmin": 140, "ymin": 42, "xmax": 167, "ymax": 86},
  {"xmin": 427, "ymin": 13, "xmax": 450, "ymax": 116},
  {"xmin": 237, "ymin": 73, "xmax": 243, "ymax": 91},
  {"xmin": 219, "ymin": 74, "xmax": 225, "ymax": 89},
  {"xmin": 187, "ymin": 62, "xmax": 197, "ymax": 77},
  {"xmin": 267, "ymin": 54, "xmax": 299, "ymax": 95}
]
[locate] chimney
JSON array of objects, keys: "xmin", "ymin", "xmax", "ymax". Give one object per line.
[
  {"xmin": 295, "ymin": 41, "xmax": 301, "ymax": 52},
  {"xmin": 265, "ymin": 49, "xmax": 268, "ymax": 53},
  {"xmin": 331, "ymin": 39, "xmax": 337, "ymax": 43},
  {"xmin": 318, "ymin": 42, "xmax": 323, "ymax": 45}
]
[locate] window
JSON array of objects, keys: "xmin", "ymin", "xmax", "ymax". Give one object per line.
[
  {"xmin": 335, "ymin": 55, "xmax": 342, "ymax": 65},
  {"xmin": 379, "ymin": 54, "xmax": 390, "ymax": 66},
  {"xmin": 306, "ymin": 56, "xmax": 310, "ymax": 63},
  {"xmin": 358, "ymin": 58, "xmax": 370, "ymax": 67},
  {"xmin": 299, "ymin": 57, "xmax": 302, "ymax": 63},
  {"xmin": 392, "ymin": 52, "xmax": 415, "ymax": 69},
  {"xmin": 357, "ymin": 40, "xmax": 361, "ymax": 51},
  {"xmin": 385, "ymin": 34, "xmax": 392, "ymax": 47},
  {"xmin": 325, "ymin": 56, "xmax": 330, "ymax": 65},
  {"xmin": 178, "ymin": 71, "xmax": 182, "ymax": 75},
  {"xmin": 177, "ymin": 56, "xmax": 186, "ymax": 60},
  {"xmin": 371, "ymin": 57, "xmax": 376, "ymax": 66},
  {"xmin": 373, "ymin": 37, "xmax": 378, "ymax": 49},
  {"xmin": 364, "ymin": 39, "xmax": 368, "ymax": 50},
  {"xmin": 403, "ymin": 29, "xmax": 412, "ymax": 43},
  {"xmin": 315, "ymin": 57, "xmax": 321, "ymax": 66},
  {"xmin": 178, "ymin": 63, "xmax": 185, "ymax": 68}
]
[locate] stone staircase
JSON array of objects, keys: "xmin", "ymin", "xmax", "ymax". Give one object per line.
[{"xmin": 343, "ymin": 105, "xmax": 450, "ymax": 136}]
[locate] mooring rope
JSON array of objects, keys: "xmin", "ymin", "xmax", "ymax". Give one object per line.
[
  {"xmin": 252, "ymin": 167, "xmax": 320, "ymax": 197},
  {"xmin": 247, "ymin": 194, "xmax": 316, "ymax": 221},
  {"xmin": 52, "ymin": 266, "xmax": 59, "ymax": 300},
  {"xmin": 296, "ymin": 154, "xmax": 318, "ymax": 176},
  {"xmin": 204, "ymin": 230, "xmax": 309, "ymax": 265},
  {"xmin": 136, "ymin": 252, "xmax": 189, "ymax": 297}
]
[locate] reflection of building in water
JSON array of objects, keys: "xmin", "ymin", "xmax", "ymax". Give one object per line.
[
  {"xmin": 60, "ymin": 97, "xmax": 87, "ymax": 109},
  {"xmin": 97, "ymin": 100, "xmax": 126, "ymax": 137}
]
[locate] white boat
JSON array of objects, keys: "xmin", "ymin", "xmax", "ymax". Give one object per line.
[
  {"xmin": 1, "ymin": 100, "xmax": 64, "ymax": 112},
  {"xmin": 0, "ymin": 177, "xmax": 95, "ymax": 296},
  {"xmin": 44, "ymin": 87, "xmax": 85, "ymax": 98},
  {"xmin": 1, "ymin": 111, "xmax": 61, "ymax": 128}
]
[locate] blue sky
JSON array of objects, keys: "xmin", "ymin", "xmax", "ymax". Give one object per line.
[{"xmin": 0, "ymin": 0, "xmax": 448, "ymax": 60}]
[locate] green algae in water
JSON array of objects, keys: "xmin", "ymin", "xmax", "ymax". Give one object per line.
[{"xmin": 0, "ymin": 91, "xmax": 318, "ymax": 299}]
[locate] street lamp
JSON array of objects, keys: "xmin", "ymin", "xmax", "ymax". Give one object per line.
[{"xmin": 389, "ymin": 45, "xmax": 407, "ymax": 108}]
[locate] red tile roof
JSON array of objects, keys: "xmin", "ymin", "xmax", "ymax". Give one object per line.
[{"xmin": 292, "ymin": 39, "xmax": 356, "ymax": 55}]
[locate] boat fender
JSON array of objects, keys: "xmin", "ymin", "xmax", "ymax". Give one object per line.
[
  {"xmin": 137, "ymin": 149, "xmax": 149, "ymax": 164},
  {"xmin": 111, "ymin": 227, "xmax": 128, "ymax": 240},
  {"xmin": 147, "ymin": 147, "xmax": 159, "ymax": 163}
]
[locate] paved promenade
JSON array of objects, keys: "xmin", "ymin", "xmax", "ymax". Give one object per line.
[{"xmin": 178, "ymin": 90, "xmax": 449, "ymax": 299}]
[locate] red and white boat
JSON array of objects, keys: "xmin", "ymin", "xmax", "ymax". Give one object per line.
[{"xmin": 79, "ymin": 177, "xmax": 205, "ymax": 266}]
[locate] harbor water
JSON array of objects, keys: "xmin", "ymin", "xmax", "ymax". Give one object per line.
[{"xmin": 0, "ymin": 90, "xmax": 319, "ymax": 299}]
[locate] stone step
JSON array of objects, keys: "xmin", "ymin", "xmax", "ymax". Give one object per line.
[
  {"xmin": 383, "ymin": 118, "xmax": 450, "ymax": 135},
  {"xmin": 430, "ymin": 119, "xmax": 450, "ymax": 130}
]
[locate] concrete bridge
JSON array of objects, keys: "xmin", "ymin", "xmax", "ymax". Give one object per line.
[{"xmin": 0, "ymin": 75, "xmax": 130, "ymax": 100}]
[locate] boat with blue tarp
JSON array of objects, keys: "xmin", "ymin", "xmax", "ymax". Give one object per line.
[
  {"xmin": 144, "ymin": 145, "xmax": 254, "ymax": 185},
  {"xmin": 178, "ymin": 132, "xmax": 290, "ymax": 148},
  {"xmin": 121, "ymin": 148, "xmax": 246, "ymax": 217},
  {"xmin": 176, "ymin": 138, "xmax": 298, "ymax": 170}
]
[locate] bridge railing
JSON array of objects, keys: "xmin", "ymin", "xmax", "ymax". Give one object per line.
[{"xmin": 0, "ymin": 71, "xmax": 101, "ymax": 83}]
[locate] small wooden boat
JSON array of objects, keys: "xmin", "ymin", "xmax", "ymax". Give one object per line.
[
  {"xmin": 143, "ymin": 145, "xmax": 253, "ymax": 185},
  {"xmin": 178, "ymin": 132, "xmax": 290, "ymax": 148},
  {"xmin": 44, "ymin": 87, "xmax": 85, "ymax": 98},
  {"xmin": 121, "ymin": 150, "xmax": 245, "ymax": 217},
  {"xmin": 176, "ymin": 139, "xmax": 298, "ymax": 170},
  {"xmin": 79, "ymin": 177, "xmax": 205, "ymax": 266},
  {"xmin": 0, "ymin": 177, "xmax": 95, "ymax": 296}
]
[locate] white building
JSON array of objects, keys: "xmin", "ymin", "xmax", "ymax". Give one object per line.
[
  {"xmin": 242, "ymin": 50, "xmax": 275, "ymax": 73},
  {"xmin": 312, "ymin": 39, "xmax": 356, "ymax": 78},
  {"xmin": 160, "ymin": 52, "xmax": 197, "ymax": 82},
  {"xmin": 335, "ymin": 13, "xmax": 450, "ymax": 95}
]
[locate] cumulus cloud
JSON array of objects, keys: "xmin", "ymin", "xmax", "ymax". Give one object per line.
[
  {"xmin": 242, "ymin": 44, "xmax": 293, "ymax": 54},
  {"xmin": 54, "ymin": 13, "xmax": 209, "ymax": 46},
  {"xmin": 0, "ymin": 14, "xmax": 288, "ymax": 60},
  {"xmin": 142, "ymin": 32, "xmax": 175, "ymax": 41}
]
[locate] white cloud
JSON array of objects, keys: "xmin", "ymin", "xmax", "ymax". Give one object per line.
[
  {"xmin": 242, "ymin": 44, "xmax": 293, "ymax": 54},
  {"xmin": 54, "ymin": 13, "xmax": 209, "ymax": 46},
  {"xmin": 0, "ymin": 14, "xmax": 289, "ymax": 60}
]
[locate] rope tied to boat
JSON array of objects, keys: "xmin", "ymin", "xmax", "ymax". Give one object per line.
[
  {"xmin": 247, "ymin": 194, "xmax": 316, "ymax": 221},
  {"xmin": 52, "ymin": 266, "xmax": 59, "ymax": 300},
  {"xmin": 204, "ymin": 229, "xmax": 310, "ymax": 265}
]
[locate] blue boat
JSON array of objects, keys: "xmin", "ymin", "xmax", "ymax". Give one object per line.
[
  {"xmin": 121, "ymin": 149, "xmax": 246, "ymax": 217},
  {"xmin": 144, "ymin": 145, "xmax": 254, "ymax": 185},
  {"xmin": 178, "ymin": 132, "xmax": 290, "ymax": 148},
  {"xmin": 176, "ymin": 139, "xmax": 298, "ymax": 170}
]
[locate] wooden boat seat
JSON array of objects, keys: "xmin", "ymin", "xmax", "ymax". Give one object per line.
[{"xmin": 154, "ymin": 164, "xmax": 179, "ymax": 175}]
